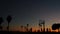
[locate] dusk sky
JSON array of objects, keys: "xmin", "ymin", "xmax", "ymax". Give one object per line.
[{"xmin": 0, "ymin": 0, "xmax": 60, "ymax": 30}]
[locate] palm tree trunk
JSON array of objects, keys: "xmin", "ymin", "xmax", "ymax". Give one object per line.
[
  {"xmin": 8, "ymin": 22, "xmax": 9, "ymax": 32},
  {"xmin": 43, "ymin": 24, "xmax": 45, "ymax": 32},
  {"xmin": 0, "ymin": 24, "xmax": 1, "ymax": 31}
]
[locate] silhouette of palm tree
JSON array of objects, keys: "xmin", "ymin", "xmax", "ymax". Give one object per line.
[
  {"xmin": 40, "ymin": 20, "xmax": 45, "ymax": 32},
  {"xmin": 39, "ymin": 20, "xmax": 45, "ymax": 32},
  {"xmin": 39, "ymin": 20, "xmax": 42, "ymax": 32},
  {"xmin": 20, "ymin": 25, "xmax": 24, "ymax": 32},
  {"xmin": 0, "ymin": 17, "xmax": 3, "ymax": 31},
  {"xmin": 27, "ymin": 24, "xmax": 29, "ymax": 32},
  {"xmin": 27, "ymin": 24, "xmax": 29, "ymax": 28},
  {"xmin": 6, "ymin": 15, "xmax": 12, "ymax": 31},
  {"xmin": 39, "ymin": 23, "xmax": 42, "ymax": 32}
]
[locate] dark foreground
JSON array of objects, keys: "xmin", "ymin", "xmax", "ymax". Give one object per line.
[{"xmin": 0, "ymin": 31, "xmax": 60, "ymax": 34}]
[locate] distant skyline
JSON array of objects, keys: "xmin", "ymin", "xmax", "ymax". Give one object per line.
[{"xmin": 0, "ymin": 0, "xmax": 60, "ymax": 30}]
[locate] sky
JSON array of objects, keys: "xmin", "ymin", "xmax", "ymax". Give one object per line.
[{"xmin": 0, "ymin": 0, "xmax": 60, "ymax": 31}]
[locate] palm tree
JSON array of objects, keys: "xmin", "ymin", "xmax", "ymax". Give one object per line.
[
  {"xmin": 41, "ymin": 20, "xmax": 45, "ymax": 32},
  {"xmin": 39, "ymin": 20, "xmax": 45, "ymax": 32},
  {"xmin": 0, "ymin": 17, "xmax": 3, "ymax": 31},
  {"xmin": 39, "ymin": 23, "xmax": 42, "ymax": 32},
  {"xmin": 39, "ymin": 20, "xmax": 42, "ymax": 32},
  {"xmin": 27, "ymin": 24, "xmax": 29, "ymax": 28},
  {"xmin": 20, "ymin": 25, "xmax": 23, "ymax": 32},
  {"xmin": 27, "ymin": 24, "xmax": 29, "ymax": 32},
  {"xmin": 6, "ymin": 15, "xmax": 12, "ymax": 31}
]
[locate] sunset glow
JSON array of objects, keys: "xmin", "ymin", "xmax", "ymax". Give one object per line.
[
  {"xmin": 1, "ymin": 0, "xmax": 60, "ymax": 33},
  {"xmin": 1, "ymin": 26, "xmax": 60, "ymax": 32}
]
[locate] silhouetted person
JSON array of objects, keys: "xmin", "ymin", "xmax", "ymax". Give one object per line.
[
  {"xmin": 0, "ymin": 17, "xmax": 3, "ymax": 31},
  {"xmin": 6, "ymin": 15, "xmax": 12, "ymax": 31}
]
